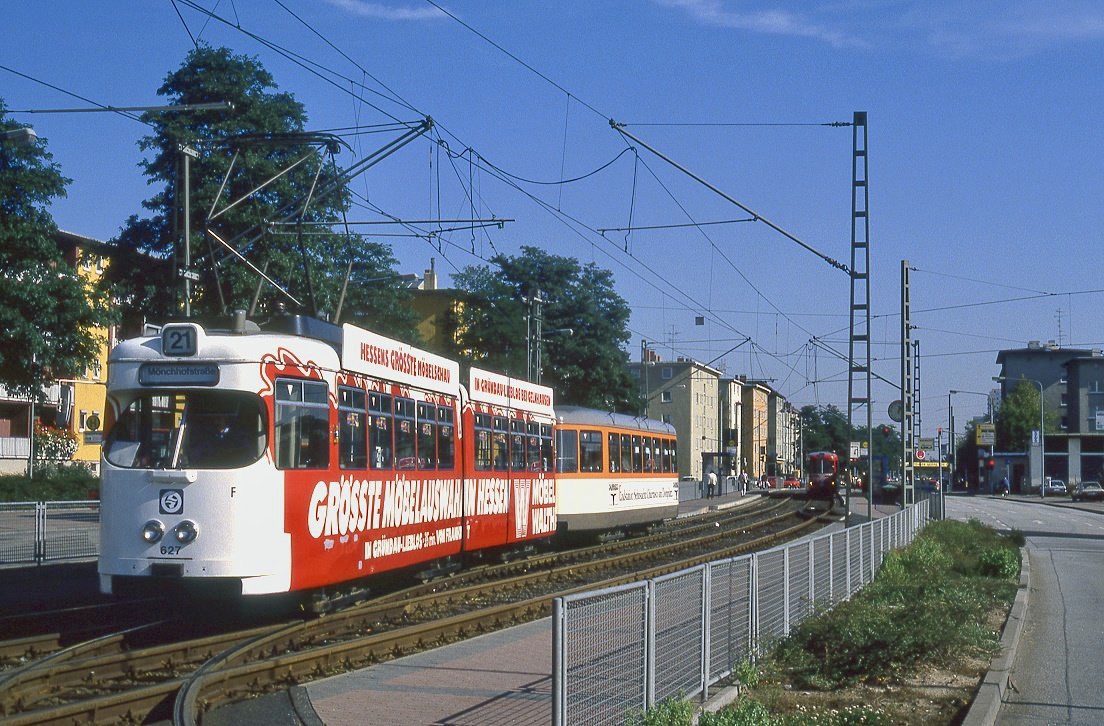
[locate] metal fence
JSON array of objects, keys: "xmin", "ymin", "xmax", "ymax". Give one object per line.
[
  {"xmin": 552, "ymin": 498, "xmax": 935, "ymax": 726},
  {"xmin": 0, "ymin": 501, "xmax": 100, "ymax": 566}
]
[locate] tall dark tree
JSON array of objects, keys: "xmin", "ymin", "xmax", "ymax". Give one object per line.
[
  {"xmin": 799, "ymin": 404, "xmax": 850, "ymax": 458},
  {"xmin": 0, "ymin": 103, "xmax": 113, "ymax": 398},
  {"xmin": 104, "ymin": 45, "xmax": 418, "ymax": 341},
  {"xmin": 995, "ymin": 380, "xmax": 1053, "ymax": 452},
  {"xmin": 452, "ymin": 246, "xmax": 637, "ymax": 411}
]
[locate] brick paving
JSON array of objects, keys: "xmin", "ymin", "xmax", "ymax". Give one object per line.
[
  {"xmin": 304, "ymin": 619, "xmax": 552, "ymax": 726},
  {"xmin": 298, "ymin": 490, "xmax": 763, "ymax": 725}
]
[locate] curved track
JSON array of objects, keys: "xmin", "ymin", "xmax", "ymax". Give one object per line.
[{"xmin": 0, "ymin": 496, "xmax": 828, "ymax": 725}]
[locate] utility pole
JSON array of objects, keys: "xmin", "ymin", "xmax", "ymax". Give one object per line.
[
  {"xmin": 526, "ymin": 290, "xmax": 545, "ymax": 382},
  {"xmin": 846, "ymin": 111, "xmax": 872, "ymax": 526},
  {"xmin": 180, "ymin": 144, "xmax": 199, "ymax": 318},
  {"xmin": 901, "ymin": 260, "xmax": 915, "ymax": 506}
]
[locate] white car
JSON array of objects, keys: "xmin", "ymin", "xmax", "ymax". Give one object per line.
[{"xmin": 1041, "ymin": 479, "xmax": 1067, "ymax": 497}]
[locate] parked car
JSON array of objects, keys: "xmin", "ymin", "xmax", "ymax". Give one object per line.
[
  {"xmin": 1041, "ymin": 479, "xmax": 1067, "ymax": 497},
  {"xmin": 918, "ymin": 479, "xmax": 940, "ymax": 494},
  {"xmin": 1071, "ymin": 481, "xmax": 1104, "ymax": 502}
]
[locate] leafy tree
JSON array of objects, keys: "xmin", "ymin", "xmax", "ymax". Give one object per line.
[
  {"xmin": 799, "ymin": 404, "xmax": 850, "ymax": 458},
  {"xmin": 104, "ymin": 45, "xmax": 418, "ymax": 341},
  {"xmin": 0, "ymin": 102, "xmax": 113, "ymax": 398},
  {"xmin": 452, "ymin": 246, "xmax": 638, "ymax": 410},
  {"xmin": 995, "ymin": 380, "xmax": 1054, "ymax": 451}
]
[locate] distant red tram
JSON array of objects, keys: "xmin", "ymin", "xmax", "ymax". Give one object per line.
[{"xmin": 806, "ymin": 451, "xmax": 840, "ymax": 502}]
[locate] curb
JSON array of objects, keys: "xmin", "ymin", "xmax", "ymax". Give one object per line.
[
  {"xmin": 960, "ymin": 546, "xmax": 1030, "ymax": 726},
  {"xmin": 984, "ymin": 493, "xmax": 1104, "ymax": 516}
]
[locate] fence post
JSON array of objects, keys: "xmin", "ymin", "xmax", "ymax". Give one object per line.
[
  {"xmin": 808, "ymin": 537, "xmax": 815, "ymax": 610},
  {"xmin": 750, "ymin": 553, "xmax": 759, "ymax": 657},
  {"xmin": 34, "ymin": 502, "xmax": 45, "ymax": 564},
  {"xmin": 552, "ymin": 597, "xmax": 565, "ymax": 726},
  {"xmin": 646, "ymin": 580, "xmax": 656, "ymax": 709},
  {"xmin": 701, "ymin": 564, "xmax": 711, "ymax": 701},
  {"xmin": 782, "ymin": 547, "xmax": 791, "ymax": 636}
]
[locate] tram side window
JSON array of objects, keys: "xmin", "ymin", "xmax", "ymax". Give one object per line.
[
  {"xmin": 510, "ymin": 419, "xmax": 526, "ymax": 471},
  {"xmin": 540, "ymin": 423, "xmax": 553, "ymax": 472},
  {"xmin": 608, "ymin": 433, "xmax": 620, "ymax": 473},
  {"xmin": 556, "ymin": 429, "xmax": 578, "ymax": 473},
  {"xmin": 620, "ymin": 433, "xmax": 633, "ymax": 474},
  {"xmin": 661, "ymin": 437, "xmax": 672, "ymax": 473},
  {"xmin": 417, "ymin": 402, "xmax": 437, "ymax": 470},
  {"xmin": 394, "ymin": 397, "xmax": 416, "ymax": 469},
  {"xmin": 338, "ymin": 386, "xmax": 367, "ymax": 469},
  {"xmin": 275, "ymin": 379, "xmax": 329, "ymax": 470},
  {"xmin": 493, "ymin": 416, "xmax": 509, "ymax": 472},
  {"xmin": 631, "ymin": 435, "xmax": 643, "ymax": 473},
  {"xmin": 642, "ymin": 438, "xmax": 653, "ymax": 472},
  {"xmin": 475, "ymin": 413, "xmax": 493, "ymax": 471},
  {"xmin": 437, "ymin": 406, "xmax": 455, "ymax": 470},
  {"xmin": 526, "ymin": 422, "xmax": 541, "ymax": 472},
  {"xmin": 369, "ymin": 392, "xmax": 393, "ymax": 469},
  {"xmin": 671, "ymin": 441, "xmax": 678, "ymax": 473},
  {"xmin": 580, "ymin": 430, "xmax": 603, "ymax": 473},
  {"xmin": 649, "ymin": 437, "xmax": 661, "ymax": 472}
]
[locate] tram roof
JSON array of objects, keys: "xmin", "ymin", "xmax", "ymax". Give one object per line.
[{"xmin": 554, "ymin": 405, "xmax": 676, "ymax": 435}]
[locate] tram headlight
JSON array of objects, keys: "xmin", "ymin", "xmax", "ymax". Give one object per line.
[
  {"xmin": 173, "ymin": 520, "xmax": 199, "ymax": 544},
  {"xmin": 141, "ymin": 520, "xmax": 165, "ymax": 544}
]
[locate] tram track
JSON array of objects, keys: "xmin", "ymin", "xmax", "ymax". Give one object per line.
[{"xmin": 0, "ymin": 496, "xmax": 827, "ymax": 725}]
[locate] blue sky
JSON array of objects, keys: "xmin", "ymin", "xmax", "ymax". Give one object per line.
[{"xmin": 5, "ymin": 1, "xmax": 1104, "ymax": 433}]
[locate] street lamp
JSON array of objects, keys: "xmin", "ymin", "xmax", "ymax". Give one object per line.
[
  {"xmin": 993, "ymin": 376, "xmax": 1045, "ymax": 493},
  {"xmin": 0, "ymin": 127, "xmax": 37, "ymax": 145}
]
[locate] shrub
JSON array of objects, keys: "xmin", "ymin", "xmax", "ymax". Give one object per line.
[
  {"xmin": 0, "ymin": 464, "xmax": 100, "ymax": 502},
  {"xmin": 627, "ymin": 695, "xmax": 696, "ymax": 725},
  {"xmin": 978, "ymin": 547, "xmax": 1019, "ymax": 580}
]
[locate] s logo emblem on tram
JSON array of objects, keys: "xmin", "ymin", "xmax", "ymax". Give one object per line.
[{"xmin": 159, "ymin": 489, "xmax": 184, "ymax": 515}]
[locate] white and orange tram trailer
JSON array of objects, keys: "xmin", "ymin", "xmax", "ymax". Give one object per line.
[
  {"xmin": 97, "ymin": 315, "xmax": 556, "ymax": 600},
  {"xmin": 553, "ymin": 405, "xmax": 680, "ymax": 536}
]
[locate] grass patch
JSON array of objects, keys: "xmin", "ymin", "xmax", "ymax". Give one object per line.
[{"xmin": 633, "ymin": 519, "xmax": 1021, "ymax": 725}]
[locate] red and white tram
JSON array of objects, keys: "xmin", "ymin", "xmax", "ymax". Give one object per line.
[
  {"xmin": 553, "ymin": 405, "xmax": 679, "ymax": 535},
  {"xmin": 806, "ymin": 451, "xmax": 841, "ymax": 503},
  {"xmin": 98, "ymin": 315, "xmax": 555, "ymax": 599}
]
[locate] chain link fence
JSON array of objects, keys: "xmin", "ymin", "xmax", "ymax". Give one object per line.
[
  {"xmin": 553, "ymin": 496, "xmax": 936, "ymax": 726},
  {"xmin": 0, "ymin": 501, "xmax": 100, "ymax": 566}
]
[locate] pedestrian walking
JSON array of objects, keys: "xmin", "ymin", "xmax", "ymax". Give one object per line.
[{"xmin": 707, "ymin": 469, "xmax": 718, "ymax": 498}]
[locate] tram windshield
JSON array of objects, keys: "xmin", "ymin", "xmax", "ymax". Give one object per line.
[
  {"xmin": 809, "ymin": 456, "xmax": 837, "ymax": 476},
  {"xmin": 104, "ymin": 391, "xmax": 267, "ymax": 470}
]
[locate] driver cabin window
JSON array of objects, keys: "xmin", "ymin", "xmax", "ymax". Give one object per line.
[{"xmin": 275, "ymin": 378, "xmax": 329, "ymax": 470}]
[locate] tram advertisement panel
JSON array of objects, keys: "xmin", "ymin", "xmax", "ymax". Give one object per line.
[{"xmin": 466, "ymin": 368, "xmax": 556, "ymax": 548}]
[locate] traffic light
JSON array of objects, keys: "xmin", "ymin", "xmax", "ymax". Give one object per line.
[
  {"xmin": 880, "ymin": 425, "xmax": 890, "ymax": 436},
  {"xmin": 986, "ymin": 458, "xmax": 996, "ymax": 470}
]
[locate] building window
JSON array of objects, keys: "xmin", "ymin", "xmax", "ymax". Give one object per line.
[
  {"xmin": 1060, "ymin": 393, "xmax": 1068, "ymax": 407},
  {"xmin": 661, "ymin": 367, "xmax": 673, "ymax": 380},
  {"xmin": 660, "ymin": 391, "xmax": 672, "ymax": 403},
  {"xmin": 661, "ymin": 414, "xmax": 672, "ymax": 424},
  {"xmin": 78, "ymin": 410, "xmax": 88, "ymax": 432},
  {"xmin": 1061, "ymin": 416, "xmax": 1068, "ymax": 430}
]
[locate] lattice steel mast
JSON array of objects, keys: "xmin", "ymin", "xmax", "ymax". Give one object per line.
[{"xmin": 846, "ymin": 111, "xmax": 872, "ymax": 523}]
